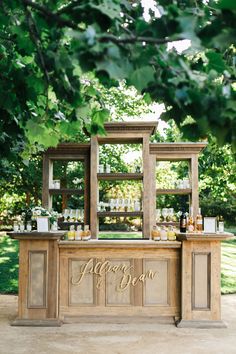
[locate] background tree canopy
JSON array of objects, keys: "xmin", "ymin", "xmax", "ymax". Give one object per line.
[{"xmin": 0, "ymin": 0, "xmax": 236, "ymax": 163}]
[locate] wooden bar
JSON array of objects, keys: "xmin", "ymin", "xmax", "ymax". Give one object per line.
[{"xmin": 9, "ymin": 121, "xmax": 235, "ymax": 329}]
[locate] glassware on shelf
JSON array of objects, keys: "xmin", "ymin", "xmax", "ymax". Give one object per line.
[
  {"xmin": 75, "ymin": 225, "xmax": 82, "ymax": 240},
  {"xmin": 110, "ymin": 199, "xmax": 115, "ymax": 212},
  {"xmin": 26, "ymin": 221, "xmax": 32, "ymax": 232},
  {"xmin": 82, "ymin": 225, "xmax": 91, "ymax": 240},
  {"xmin": 156, "ymin": 209, "xmax": 161, "ymax": 222},
  {"xmin": 63, "ymin": 209, "xmax": 69, "ymax": 222},
  {"xmin": 68, "ymin": 225, "xmax": 75, "ymax": 240},
  {"xmin": 106, "ymin": 164, "xmax": 111, "ymax": 173},
  {"xmin": 51, "ymin": 221, "xmax": 58, "ymax": 231},
  {"xmin": 13, "ymin": 221, "xmax": 19, "ymax": 232},
  {"xmin": 124, "ymin": 199, "xmax": 129, "ymax": 212},
  {"xmin": 162, "ymin": 208, "xmax": 168, "ymax": 222},
  {"xmin": 134, "ymin": 200, "xmax": 141, "ymax": 212},
  {"xmin": 98, "ymin": 164, "xmax": 104, "ymax": 173},
  {"xmin": 160, "ymin": 226, "xmax": 168, "ymax": 241},
  {"xmin": 167, "ymin": 226, "xmax": 176, "ymax": 240},
  {"xmin": 19, "ymin": 222, "xmax": 25, "ymax": 232},
  {"xmin": 53, "ymin": 180, "xmax": 60, "ymax": 189}
]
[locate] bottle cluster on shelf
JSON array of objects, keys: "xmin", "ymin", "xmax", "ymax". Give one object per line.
[
  {"xmin": 151, "ymin": 225, "xmax": 177, "ymax": 241},
  {"xmin": 179, "ymin": 207, "xmax": 202, "ymax": 233},
  {"xmin": 67, "ymin": 225, "xmax": 91, "ymax": 241},
  {"xmin": 62, "ymin": 209, "xmax": 84, "ymax": 222},
  {"xmin": 98, "ymin": 198, "xmax": 142, "ymax": 212}
]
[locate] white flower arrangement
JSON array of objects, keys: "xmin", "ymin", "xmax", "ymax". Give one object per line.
[{"xmin": 31, "ymin": 206, "xmax": 50, "ymax": 220}]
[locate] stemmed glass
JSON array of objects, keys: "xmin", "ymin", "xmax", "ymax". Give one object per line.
[
  {"xmin": 162, "ymin": 208, "xmax": 168, "ymax": 222},
  {"xmin": 156, "ymin": 209, "xmax": 161, "ymax": 222}
]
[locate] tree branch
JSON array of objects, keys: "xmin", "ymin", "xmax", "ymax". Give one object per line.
[
  {"xmin": 24, "ymin": 7, "xmax": 50, "ymax": 84},
  {"xmin": 98, "ymin": 34, "xmax": 182, "ymax": 45},
  {"xmin": 23, "ymin": 0, "xmax": 78, "ymax": 29}
]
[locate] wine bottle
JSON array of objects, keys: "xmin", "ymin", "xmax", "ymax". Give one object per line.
[
  {"xmin": 187, "ymin": 207, "xmax": 195, "ymax": 232},
  {"xmin": 180, "ymin": 211, "xmax": 187, "ymax": 233},
  {"xmin": 196, "ymin": 208, "xmax": 203, "ymax": 232}
]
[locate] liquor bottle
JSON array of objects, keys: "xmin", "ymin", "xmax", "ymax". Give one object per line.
[
  {"xmin": 180, "ymin": 211, "xmax": 187, "ymax": 233},
  {"xmin": 195, "ymin": 208, "xmax": 203, "ymax": 232},
  {"xmin": 68, "ymin": 225, "xmax": 75, "ymax": 240},
  {"xmin": 187, "ymin": 207, "xmax": 195, "ymax": 232},
  {"xmin": 218, "ymin": 215, "xmax": 224, "ymax": 233}
]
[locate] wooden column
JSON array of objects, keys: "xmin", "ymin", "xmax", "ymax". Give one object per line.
[
  {"xmin": 9, "ymin": 232, "xmax": 65, "ymax": 327},
  {"xmin": 42, "ymin": 155, "xmax": 53, "ymax": 209},
  {"xmin": 149, "ymin": 154, "xmax": 157, "ymax": 236},
  {"xmin": 190, "ymin": 154, "xmax": 199, "ymax": 219},
  {"xmin": 90, "ymin": 136, "xmax": 99, "ymax": 238},
  {"xmin": 142, "ymin": 134, "xmax": 151, "ymax": 238}
]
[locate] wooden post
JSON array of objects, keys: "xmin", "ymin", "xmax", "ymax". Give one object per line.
[
  {"xmin": 149, "ymin": 154, "xmax": 156, "ymax": 236},
  {"xmin": 190, "ymin": 154, "xmax": 199, "ymax": 219},
  {"xmin": 142, "ymin": 134, "xmax": 151, "ymax": 238},
  {"xmin": 42, "ymin": 155, "xmax": 53, "ymax": 209},
  {"xmin": 90, "ymin": 136, "xmax": 99, "ymax": 238}
]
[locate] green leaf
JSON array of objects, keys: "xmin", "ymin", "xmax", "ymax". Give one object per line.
[
  {"xmin": 96, "ymin": 59, "xmax": 132, "ymax": 80},
  {"xmin": 206, "ymin": 51, "xmax": 227, "ymax": 73},
  {"xmin": 130, "ymin": 66, "xmax": 155, "ymax": 92},
  {"xmin": 215, "ymin": 0, "xmax": 236, "ymax": 9},
  {"xmin": 91, "ymin": 0, "xmax": 121, "ymax": 19}
]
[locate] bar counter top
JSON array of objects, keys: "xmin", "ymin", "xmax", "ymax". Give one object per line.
[{"xmin": 59, "ymin": 239, "xmax": 182, "ymax": 248}]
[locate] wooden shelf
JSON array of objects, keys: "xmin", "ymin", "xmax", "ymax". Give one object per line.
[
  {"xmin": 58, "ymin": 221, "xmax": 84, "ymax": 225},
  {"xmin": 156, "ymin": 189, "xmax": 192, "ymax": 195},
  {"xmin": 97, "ymin": 173, "xmax": 143, "ymax": 180},
  {"xmin": 97, "ymin": 211, "xmax": 143, "ymax": 217},
  {"xmin": 156, "ymin": 222, "xmax": 179, "ymax": 226},
  {"xmin": 49, "ymin": 189, "xmax": 84, "ymax": 195}
]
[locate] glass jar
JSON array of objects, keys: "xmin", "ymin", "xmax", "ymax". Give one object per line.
[
  {"xmin": 151, "ymin": 226, "xmax": 160, "ymax": 241},
  {"xmin": 106, "ymin": 164, "xmax": 111, "ymax": 173},
  {"xmin": 68, "ymin": 225, "xmax": 75, "ymax": 241},
  {"xmin": 75, "ymin": 225, "xmax": 82, "ymax": 240},
  {"xmin": 167, "ymin": 226, "xmax": 176, "ymax": 241},
  {"xmin": 160, "ymin": 226, "xmax": 168, "ymax": 241},
  {"xmin": 26, "ymin": 221, "xmax": 32, "ymax": 232},
  {"xmin": 19, "ymin": 222, "xmax": 25, "ymax": 232},
  {"xmin": 53, "ymin": 180, "xmax": 60, "ymax": 189},
  {"xmin": 13, "ymin": 221, "xmax": 19, "ymax": 232}
]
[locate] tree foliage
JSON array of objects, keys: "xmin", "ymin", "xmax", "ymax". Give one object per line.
[{"xmin": 0, "ymin": 0, "xmax": 236, "ymax": 161}]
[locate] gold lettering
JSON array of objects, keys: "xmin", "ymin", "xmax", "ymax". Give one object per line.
[
  {"xmin": 117, "ymin": 274, "xmax": 131, "ymax": 291},
  {"xmin": 71, "ymin": 258, "xmax": 94, "ymax": 286},
  {"xmin": 146, "ymin": 270, "xmax": 156, "ymax": 279}
]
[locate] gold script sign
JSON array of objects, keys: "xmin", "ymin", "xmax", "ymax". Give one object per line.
[{"xmin": 71, "ymin": 258, "xmax": 157, "ymax": 292}]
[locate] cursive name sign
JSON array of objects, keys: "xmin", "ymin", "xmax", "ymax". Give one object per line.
[{"xmin": 71, "ymin": 258, "xmax": 157, "ymax": 292}]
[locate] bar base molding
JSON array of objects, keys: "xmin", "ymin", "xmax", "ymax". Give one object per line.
[
  {"xmin": 11, "ymin": 318, "xmax": 62, "ymax": 327},
  {"xmin": 176, "ymin": 319, "xmax": 227, "ymax": 329}
]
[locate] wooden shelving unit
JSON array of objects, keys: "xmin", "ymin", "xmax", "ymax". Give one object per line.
[
  {"xmin": 156, "ymin": 221, "xmax": 178, "ymax": 226},
  {"xmin": 97, "ymin": 173, "xmax": 143, "ymax": 180},
  {"xmin": 49, "ymin": 189, "xmax": 84, "ymax": 195},
  {"xmin": 42, "ymin": 143, "xmax": 90, "ymax": 225},
  {"xmin": 97, "ymin": 211, "xmax": 143, "ymax": 217},
  {"xmin": 156, "ymin": 188, "xmax": 192, "ymax": 195}
]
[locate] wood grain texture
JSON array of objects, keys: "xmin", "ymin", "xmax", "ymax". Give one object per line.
[
  {"xmin": 90, "ymin": 136, "xmax": 99, "ymax": 238},
  {"xmin": 28, "ymin": 251, "xmax": 47, "ymax": 308}
]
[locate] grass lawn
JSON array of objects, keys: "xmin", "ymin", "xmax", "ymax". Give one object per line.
[{"xmin": 0, "ymin": 229, "xmax": 235, "ymax": 294}]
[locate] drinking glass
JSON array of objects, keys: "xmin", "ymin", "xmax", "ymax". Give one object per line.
[
  {"xmin": 162, "ymin": 208, "xmax": 168, "ymax": 222},
  {"xmin": 156, "ymin": 209, "xmax": 161, "ymax": 222}
]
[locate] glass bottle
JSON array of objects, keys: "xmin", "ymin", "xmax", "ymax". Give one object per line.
[
  {"xmin": 160, "ymin": 226, "xmax": 168, "ymax": 241},
  {"xmin": 187, "ymin": 207, "xmax": 195, "ymax": 232},
  {"xmin": 84, "ymin": 225, "xmax": 91, "ymax": 237},
  {"xmin": 68, "ymin": 225, "xmax": 75, "ymax": 241},
  {"xmin": 218, "ymin": 215, "xmax": 224, "ymax": 233},
  {"xmin": 195, "ymin": 208, "xmax": 203, "ymax": 232},
  {"xmin": 180, "ymin": 211, "xmax": 187, "ymax": 233},
  {"xmin": 26, "ymin": 221, "xmax": 32, "ymax": 232},
  {"xmin": 167, "ymin": 226, "xmax": 176, "ymax": 241},
  {"xmin": 151, "ymin": 225, "xmax": 160, "ymax": 241},
  {"xmin": 75, "ymin": 225, "xmax": 82, "ymax": 240},
  {"xmin": 13, "ymin": 221, "xmax": 19, "ymax": 232}
]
